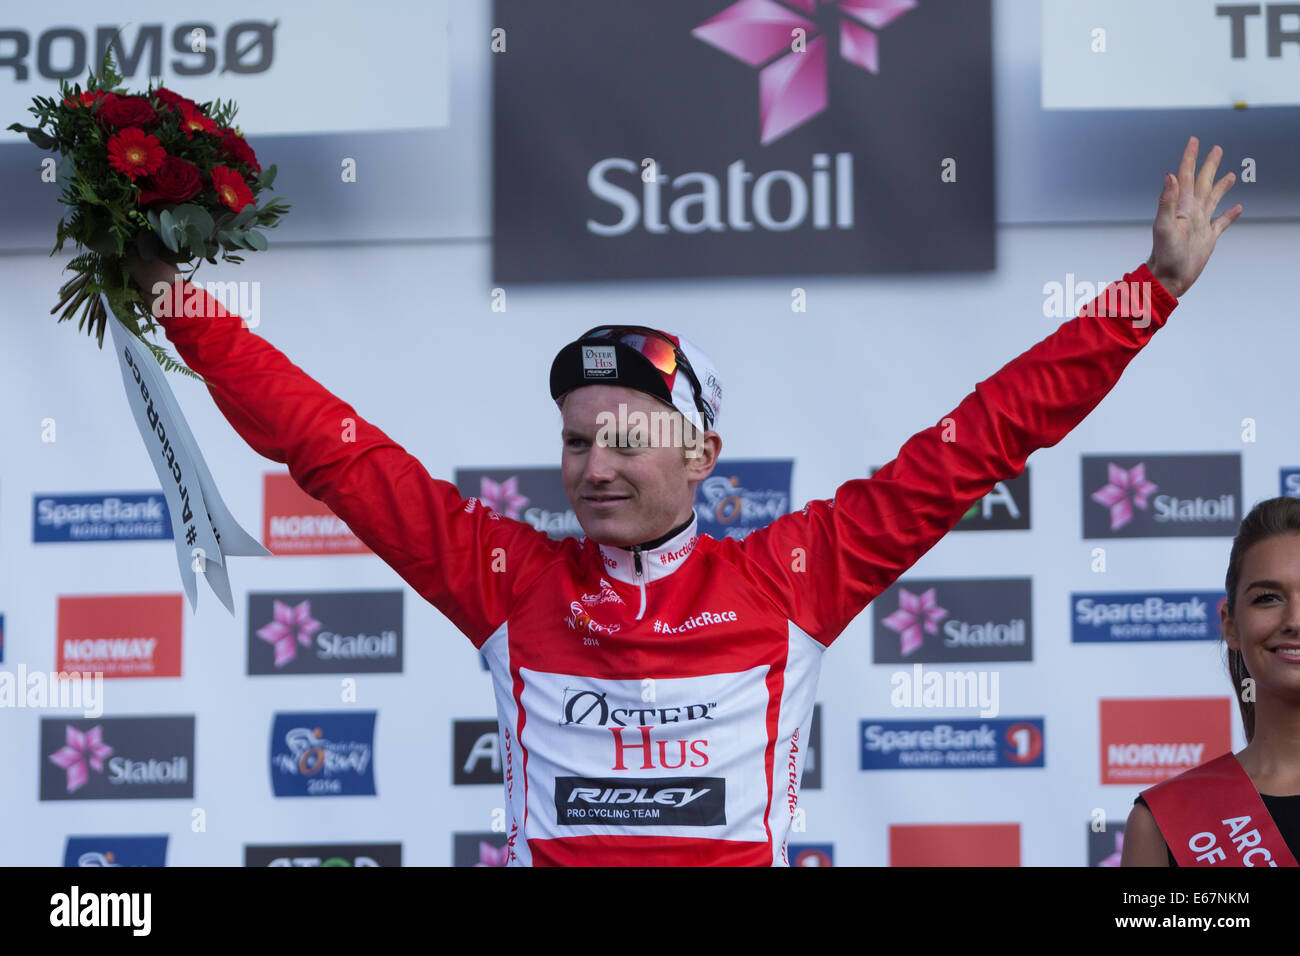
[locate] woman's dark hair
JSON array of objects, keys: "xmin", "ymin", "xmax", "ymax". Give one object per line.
[{"xmin": 1222, "ymin": 496, "xmax": 1300, "ymax": 742}]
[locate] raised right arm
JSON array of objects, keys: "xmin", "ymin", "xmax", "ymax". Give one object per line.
[{"xmin": 130, "ymin": 260, "xmax": 556, "ymax": 645}]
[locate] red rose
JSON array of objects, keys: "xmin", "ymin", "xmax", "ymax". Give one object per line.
[
  {"xmin": 97, "ymin": 93, "xmax": 157, "ymax": 128},
  {"xmin": 107, "ymin": 127, "xmax": 166, "ymax": 180},
  {"xmin": 137, "ymin": 156, "xmax": 202, "ymax": 206},
  {"xmin": 151, "ymin": 86, "xmax": 198, "ymax": 113},
  {"xmin": 177, "ymin": 103, "xmax": 218, "ymax": 138},
  {"xmin": 62, "ymin": 90, "xmax": 107, "ymax": 109},
  {"xmin": 218, "ymin": 127, "xmax": 261, "ymax": 173},
  {"xmin": 211, "ymin": 165, "xmax": 255, "ymax": 212}
]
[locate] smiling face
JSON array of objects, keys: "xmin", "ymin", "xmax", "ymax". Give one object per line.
[
  {"xmin": 1221, "ymin": 533, "xmax": 1300, "ymax": 702},
  {"xmin": 560, "ymin": 384, "xmax": 720, "ymax": 547}
]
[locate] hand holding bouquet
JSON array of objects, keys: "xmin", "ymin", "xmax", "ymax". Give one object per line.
[{"xmin": 9, "ymin": 46, "xmax": 289, "ymax": 377}]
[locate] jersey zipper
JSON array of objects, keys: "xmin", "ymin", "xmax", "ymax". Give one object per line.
[{"xmin": 632, "ymin": 546, "xmax": 647, "ymax": 620}]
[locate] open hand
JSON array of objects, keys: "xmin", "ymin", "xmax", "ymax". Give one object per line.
[{"xmin": 1145, "ymin": 136, "xmax": 1242, "ymax": 299}]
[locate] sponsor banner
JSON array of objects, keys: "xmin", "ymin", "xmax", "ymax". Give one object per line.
[
  {"xmin": 63, "ymin": 835, "xmax": 169, "ymax": 867},
  {"xmin": 1099, "ymin": 698, "xmax": 1231, "ymax": 785},
  {"xmin": 871, "ymin": 467, "xmax": 1030, "ymax": 531},
  {"xmin": 453, "ymin": 719, "xmax": 503, "ymax": 785},
  {"xmin": 1282, "ymin": 468, "xmax": 1300, "ymax": 498},
  {"xmin": 788, "ymin": 843, "xmax": 834, "ymax": 866},
  {"xmin": 1082, "ymin": 454, "xmax": 1241, "ymax": 539},
  {"xmin": 263, "ymin": 472, "xmax": 369, "ymax": 555},
  {"xmin": 872, "ymin": 578, "xmax": 1033, "ymax": 664},
  {"xmin": 0, "ymin": 2, "xmax": 449, "ymax": 141},
  {"xmin": 860, "ymin": 718, "xmax": 1045, "ymax": 770},
  {"xmin": 1071, "ymin": 590, "xmax": 1223, "ymax": 643},
  {"xmin": 1089, "ymin": 824, "xmax": 1127, "ymax": 867},
  {"xmin": 453, "ymin": 832, "xmax": 509, "ymax": 867},
  {"xmin": 554, "ymin": 776, "xmax": 727, "ymax": 827},
  {"xmin": 244, "ymin": 843, "xmax": 401, "ymax": 867},
  {"xmin": 889, "ymin": 823, "xmax": 1020, "ymax": 866},
  {"xmin": 269, "ymin": 711, "xmax": 377, "ymax": 797},
  {"xmin": 454, "ymin": 467, "xmax": 577, "ymax": 539},
  {"xmin": 56, "ymin": 594, "xmax": 183, "ymax": 678},
  {"xmin": 33, "ymin": 492, "xmax": 170, "ymax": 542},
  {"xmin": 1043, "ymin": 0, "xmax": 1300, "ymax": 110},
  {"xmin": 493, "ymin": 0, "xmax": 994, "ymax": 282},
  {"xmin": 801, "ymin": 703, "xmax": 821, "ymax": 790},
  {"xmin": 694, "ymin": 460, "xmax": 792, "ymax": 540},
  {"xmin": 40, "ymin": 716, "xmax": 195, "ymax": 801},
  {"xmin": 247, "ymin": 591, "xmax": 403, "ymax": 674}
]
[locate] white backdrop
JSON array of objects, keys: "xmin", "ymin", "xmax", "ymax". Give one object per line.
[{"xmin": 0, "ymin": 217, "xmax": 1290, "ymax": 865}]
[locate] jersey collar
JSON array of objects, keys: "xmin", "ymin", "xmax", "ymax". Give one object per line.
[{"xmin": 597, "ymin": 516, "xmax": 700, "ymax": 585}]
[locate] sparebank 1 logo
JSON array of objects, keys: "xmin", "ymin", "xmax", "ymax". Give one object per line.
[
  {"xmin": 1082, "ymin": 455, "xmax": 1241, "ymax": 539},
  {"xmin": 693, "ymin": 0, "xmax": 919, "ymax": 145}
]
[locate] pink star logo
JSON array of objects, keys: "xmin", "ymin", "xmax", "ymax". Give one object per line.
[
  {"xmin": 882, "ymin": 587, "xmax": 947, "ymax": 656},
  {"xmin": 473, "ymin": 842, "xmax": 510, "ymax": 866},
  {"xmin": 480, "ymin": 476, "xmax": 529, "ymax": 520},
  {"xmin": 48, "ymin": 724, "xmax": 114, "ymax": 793},
  {"xmin": 1091, "ymin": 463, "xmax": 1158, "ymax": 531},
  {"xmin": 693, "ymin": 0, "xmax": 917, "ymax": 144},
  {"xmin": 257, "ymin": 599, "xmax": 323, "ymax": 668}
]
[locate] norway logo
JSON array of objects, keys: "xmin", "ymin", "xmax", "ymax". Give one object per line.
[{"xmin": 693, "ymin": 0, "xmax": 918, "ymax": 144}]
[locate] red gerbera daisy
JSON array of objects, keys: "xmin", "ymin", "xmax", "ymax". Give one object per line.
[
  {"xmin": 177, "ymin": 103, "xmax": 218, "ymax": 137},
  {"xmin": 211, "ymin": 165, "xmax": 255, "ymax": 212},
  {"xmin": 106, "ymin": 127, "xmax": 166, "ymax": 180}
]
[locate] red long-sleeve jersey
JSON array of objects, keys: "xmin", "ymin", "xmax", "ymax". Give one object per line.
[{"xmin": 157, "ymin": 264, "xmax": 1175, "ymax": 865}]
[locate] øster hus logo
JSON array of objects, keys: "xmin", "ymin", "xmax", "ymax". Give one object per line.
[{"xmin": 693, "ymin": 0, "xmax": 918, "ymax": 144}]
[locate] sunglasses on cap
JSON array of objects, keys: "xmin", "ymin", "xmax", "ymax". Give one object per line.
[{"xmin": 578, "ymin": 325, "xmax": 713, "ymax": 431}]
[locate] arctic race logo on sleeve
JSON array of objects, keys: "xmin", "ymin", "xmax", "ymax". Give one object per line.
[
  {"xmin": 40, "ymin": 717, "xmax": 194, "ymax": 801},
  {"xmin": 263, "ymin": 473, "xmax": 369, "ymax": 555},
  {"xmin": 269, "ymin": 712, "xmax": 377, "ymax": 797},
  {"xmin": 860, "ymin": 718, "xmax": 1044, "ymax": 770},
  {"xmin": 63, "ymin": 836, "xmax": 168, "ymax": 867},
  {"xmin": 247, "ymin": 591, "xmax": 403, "ymax": 674},
  {"xmin": 56, "ymin": 594, "xmax": 183, "ymax": 678},
  {"xmin": 33, "ymin": 493, "xmax": 170, "ymax": 542},
  {"xmin": 493, "ymin": 0, "xmax": 993, "ymax": 282},
  {"xmin": 1082, "ymin": 454, "xmax": 1241, "ymax": 538}
]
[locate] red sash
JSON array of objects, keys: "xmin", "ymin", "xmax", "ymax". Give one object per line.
[{"xmin": 1141, "ymin": 751, "xmax": 1299, "ymax": 867}]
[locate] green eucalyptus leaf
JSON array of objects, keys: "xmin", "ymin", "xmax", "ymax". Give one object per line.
[{"xmin": 243, "ymin": 229, "xmax": 267, "ymax": 252}]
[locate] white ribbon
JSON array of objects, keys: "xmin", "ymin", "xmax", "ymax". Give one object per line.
[{"xmin": 106, "ymin": 294, "xmax": 270, "ymax": 613}]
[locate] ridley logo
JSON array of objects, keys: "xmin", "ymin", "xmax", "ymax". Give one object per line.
[
  {"xmin": 693, "ymin": 0, "xmax": 919, "ymax": 144},
  {"xmin": 568, "ymin": 785, "xmax": 713, "ymax": 807}
]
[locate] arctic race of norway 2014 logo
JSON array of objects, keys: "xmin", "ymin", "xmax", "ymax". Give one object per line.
[
  {"xmin": 492, "ymin": 0, "xmax": 993, "ymax": 282},
  {"xmin": 269, "ymin": 712, "xmax": 377, "ymax": 797}
]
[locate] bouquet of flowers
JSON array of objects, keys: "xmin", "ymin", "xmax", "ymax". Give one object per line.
[{"xmin": 8, "ymin": 47, "xmax": 289, "ymax": 377}]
